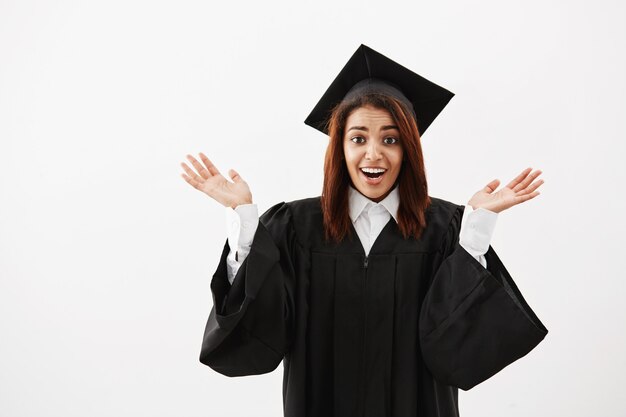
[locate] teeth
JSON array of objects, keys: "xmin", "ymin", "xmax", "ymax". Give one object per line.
[{"xmin": 361, "ymin": 167, "xmax": 386, "ymax": 174}]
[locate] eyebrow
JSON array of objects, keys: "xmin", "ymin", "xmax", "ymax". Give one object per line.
[{"xmin": 347, "ymin": 125, "xmax": 399, "ymax": 132}]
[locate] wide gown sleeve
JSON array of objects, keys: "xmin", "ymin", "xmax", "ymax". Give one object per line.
[
  {"xmin": 418, "ymin": 204, "xmax": 548, "ymax": 391},
  {"xmin": 199, "ymin": 202, "xmax": 298, "ymax": 377}
]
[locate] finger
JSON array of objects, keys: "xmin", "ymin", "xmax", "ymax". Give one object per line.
[
  {"xmin": 505, "ymin": 167, "xmax": 532, "ymax": 190},
  {"xmin": 517, "ymin": 179, "xmax": 544, "ymax": 196},
  {"xmin": 180, "ymin": 162, "xmax": 204, "ymax": 182},
  {"xmin": 186, "ymin": 154, "xmax": 210, "ymax": 180},
  {"xmin": 483, "ymin": 179, "xmax": 500, "ymax": 194},
  {"xmin": 513, "ymin": 191, "xmax": 540, "ymax": 205},
  {"xmin": 181, "ymin": 173, "xmax": 201, "ymax": 190},
  {"xmin": 229, "ymin": 168, "xmax": 244, "ymax": 183},
  {"xmin": 199, "ymin": 152, "xmax": 221, "ymax": 176},
  {"xmin": 513, "ymin": 169, "xmax": 542, "ymax": 193}
]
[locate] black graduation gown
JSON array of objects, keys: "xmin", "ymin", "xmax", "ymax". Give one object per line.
[{"xmin": 199, "ymin": 196, "xmax": 548, "ymax": 417}]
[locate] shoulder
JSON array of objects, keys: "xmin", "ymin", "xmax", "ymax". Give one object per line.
[
  {"xmin": 260, "ymin": 195, "xmax": 464, "ymax": 249},
  {"xmin": 259, "ymin": 196, "xmax": 322, "ymax": 248},
  {"xmin": 427, "ymin": 196, "xmax": 464, "ymax": 222},
  {"xmin": 285, "ymin": 196, "xmax": 322, "ymax": 219},
  {"xmin": 260, "ymin": 196, "xmax": 321, "ymax": 222},
  {"xmin": 425, "ymin": 196, "xmax": 466, "ymax": 247},
  {"xmin": 285, "ymin": 197, "xmax": 322, "ymax": 247}
]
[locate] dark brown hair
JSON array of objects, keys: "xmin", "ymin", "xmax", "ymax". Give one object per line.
[{"xmin": 320, "ymin": 93, "xmax": 431, "ymax": 244}]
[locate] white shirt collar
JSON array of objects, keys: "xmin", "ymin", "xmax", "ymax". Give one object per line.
[{"xmin": 348, "ymin": 184, "xmax": 400, "ymax": 224}]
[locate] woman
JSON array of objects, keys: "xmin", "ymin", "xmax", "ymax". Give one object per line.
[{"xmin": 181, "ymin": 45, "xmax": 548, "ymax": 417}]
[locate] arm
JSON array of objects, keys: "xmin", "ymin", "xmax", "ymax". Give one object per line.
[
  {"xmin": 459, "ymin": 205, "xmax": 498, "ymax": 269},
  {"xmin": 225, "ymin": 204, "xmax": 259, "ymax": 284},
  {"xmin": 419, "ymin": 204, "xmax": 548, "ymax": 391},
  {"xmin": 420, "ymin": 168, "xmax": 547, "ymax": 389},
  {"xmin": 200, "ymin": 202, "xmax": 297, "ymax": 377},
  {"xmin": 180, "ymin": 154, "xmax": 292, "ymax": 376}
]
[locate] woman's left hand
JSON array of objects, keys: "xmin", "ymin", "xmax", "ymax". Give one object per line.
[{"xmin": 468, "ymin": 168, "xmax": 544, "ymax": 214}]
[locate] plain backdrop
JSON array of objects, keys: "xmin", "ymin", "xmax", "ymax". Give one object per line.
[{"xmin": 1, "ymin": 0, "xmax": 625, "ymax": 416}]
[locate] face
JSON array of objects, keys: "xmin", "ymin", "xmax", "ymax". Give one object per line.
[{"xmin": 343, "ymin": 105, "xmax": 404, "ymax": 202}]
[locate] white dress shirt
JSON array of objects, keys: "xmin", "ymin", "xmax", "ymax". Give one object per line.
[{"xmin": 224, "ymin": 186, "xmax": 498, "ymax": 284}]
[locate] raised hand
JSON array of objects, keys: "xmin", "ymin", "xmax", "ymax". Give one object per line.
[
  {"xmin": 467, "ymin": 168, "xmax": 544, "ymax": 214},
  {"xmin": 180, "ymin": 153, "xmax": 253, "ymax": 209}
]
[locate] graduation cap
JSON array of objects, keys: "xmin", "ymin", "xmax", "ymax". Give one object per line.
[{"xmin": 304, "ymin": 44, "xmax": 454, "ymax": 136}]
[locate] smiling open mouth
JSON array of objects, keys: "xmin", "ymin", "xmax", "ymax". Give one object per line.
[{"xmin": 360, "ymin": 167, "xmax": 387, "ymax": 180}]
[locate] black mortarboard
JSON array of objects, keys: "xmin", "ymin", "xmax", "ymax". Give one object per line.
[{"xmin": 304, "ymin": 44, "xmax": 454, "ymax": 136}]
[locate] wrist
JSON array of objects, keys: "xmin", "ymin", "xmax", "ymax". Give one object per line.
[
  {"xmin": 473, "ymin": 205, "xmax": 500, "ymax": 214},
  {"xmin": 231, "ymin": 200, "xmax": 253, "ymax": 209}
]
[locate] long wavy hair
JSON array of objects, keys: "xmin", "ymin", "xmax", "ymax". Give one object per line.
[{"xmin": 320, "ymin": 93, "xmax": 431, "ymax": 244}]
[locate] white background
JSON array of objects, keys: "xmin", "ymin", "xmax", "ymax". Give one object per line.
[{"xmin": 1, "ymin": 0, "xmax": 625, "ymax": 416}]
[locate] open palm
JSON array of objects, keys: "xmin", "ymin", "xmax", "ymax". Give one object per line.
[
  {"xmin": 180, "ymin": 153, "xmax": 253, "ymax": 209},
  {"xmin": 468, "ymin": 168, "xmax": 544, "ymax": 214}
]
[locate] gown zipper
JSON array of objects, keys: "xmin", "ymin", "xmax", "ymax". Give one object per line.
[{"xmin": 360, "ymin": 253, "xmax": 369, "ymax": 415}]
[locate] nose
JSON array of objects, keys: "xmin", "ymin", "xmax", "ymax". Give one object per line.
[{"xmin": 365, "ymin": 140, "xmax": 383, "ymax": 161}]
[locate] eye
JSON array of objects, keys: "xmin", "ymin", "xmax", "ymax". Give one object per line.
[
  {"xmin": 350, "ymin": 136, "xmax": 365, "ymax": 144},
  {"xmin": 384, "ymin": 137, "xmax": 399, "ymax": 145}
]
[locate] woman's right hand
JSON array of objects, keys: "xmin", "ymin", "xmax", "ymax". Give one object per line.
[{"xmin": 180, "ymin": 153, "xmax": 253, "ymax": 209}]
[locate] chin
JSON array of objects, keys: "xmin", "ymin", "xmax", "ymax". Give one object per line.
[{"xmin": 354, "ymin": 183, "xmax": 394, "ymax": 202}]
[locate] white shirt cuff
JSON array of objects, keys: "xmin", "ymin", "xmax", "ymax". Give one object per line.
[
  {"xmin": 459, "ymin": 205, "xmax": 498, "ymax": 267},
  {"xmin": 224, "ymin": 204, "xmax": 259, "ymax": 284},
  {"xmin": 234, "ymin": 204, "xmax": 259, "ymax": 248}
]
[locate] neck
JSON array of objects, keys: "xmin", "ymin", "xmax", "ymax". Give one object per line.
[{"xmin": 351, "ymin": 181, "xmax": 399, "ymax": 203}]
